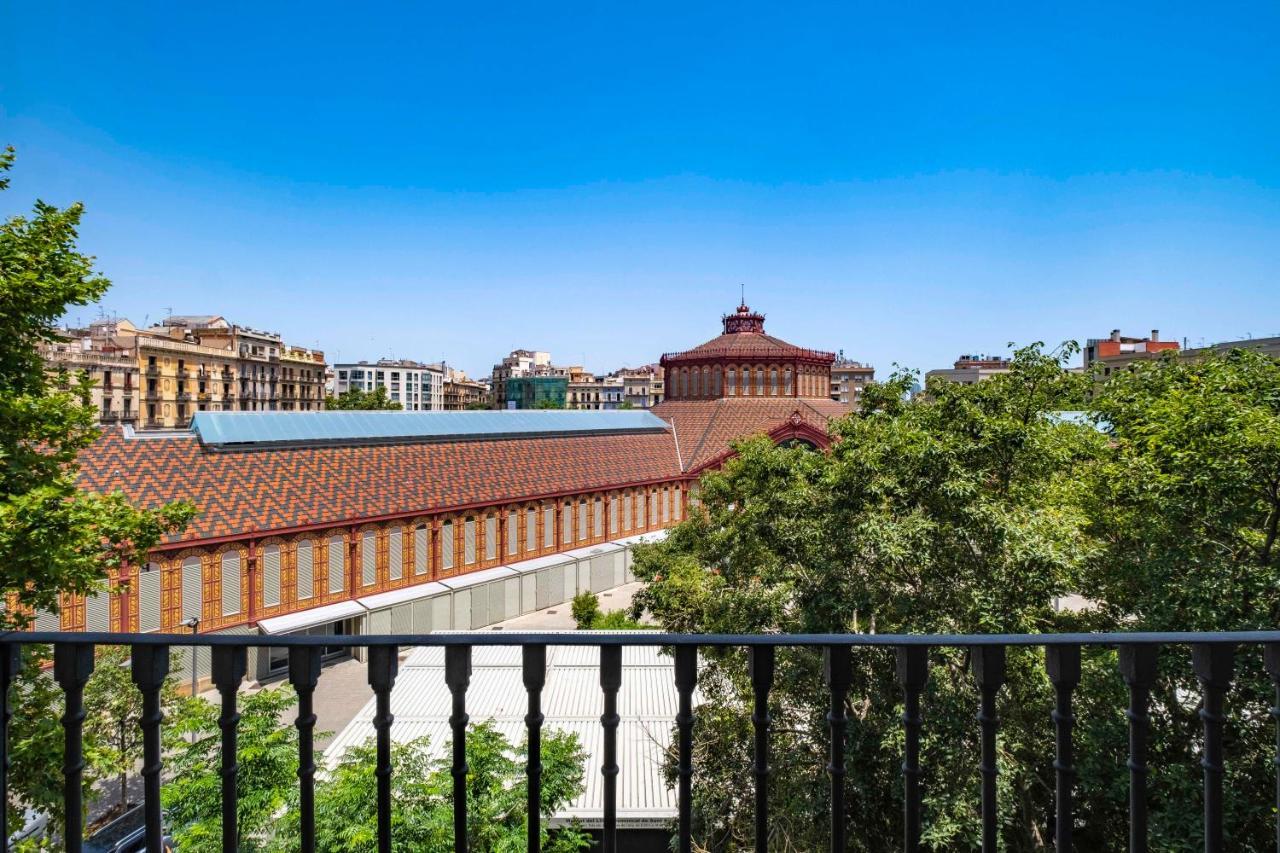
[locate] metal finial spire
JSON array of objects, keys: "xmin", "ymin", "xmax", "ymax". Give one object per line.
[{"xmin": 740, "ymin": 283, "xmax": 745, "ymax": 306}]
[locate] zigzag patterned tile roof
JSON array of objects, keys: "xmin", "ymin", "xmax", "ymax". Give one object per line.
[
  {"xmin": 652, "ymin": 398, "xmax": 850, "ymax": 473},
  {"xmin": 76, "ymin": 426, "xmax": 684, "ymax": 544}
]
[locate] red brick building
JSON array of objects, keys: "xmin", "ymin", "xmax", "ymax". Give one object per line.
[
  {"xmin": 653, "ymin": 301, "xmax": 850, "ymax": 472},
  {"xmin": 45, "ymin": 303, "xmax": 848, "ymax": 680}
]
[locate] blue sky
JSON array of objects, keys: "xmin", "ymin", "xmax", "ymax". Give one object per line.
[{"xmin": 3, "ymin": 2, "xmax": 1279, "ymax": 377}]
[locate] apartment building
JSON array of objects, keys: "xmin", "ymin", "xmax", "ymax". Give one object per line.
[
  {"xmin": 567, "ymin": 370, "xmax": 625, "ymax": 410},
  {"xmin": 619, "ymin": 365, "xmax": 664, "ymax": 408},
  {"xmin": 433, "ymin": 365, "xmax": 489, "ymax": 410},
  {"xmin": 1083, "ymin": 329, "xmax": 1180, "ymax": 376},
  {"xmin": 333, "ymin": 360, "xmax": 445, "ymax": 410},
  {"xmin": 830, "ymin": 354, "xmax": 874, "ymax": 406},
  {"xmin": 488, "ymin": 349, "xmax": 578, "ymax": 408},
  {"xmin": 40, "ymin": 325, "xmax": 142, "ymax": 425},
  {"xmin": 925, "ymin": 353, "xmax": 1013, "ymax": 386}
]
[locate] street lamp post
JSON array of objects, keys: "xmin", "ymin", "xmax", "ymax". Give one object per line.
[{"xmin": 181, "ymin": 616, "xmax": 200, "ymax": 745}]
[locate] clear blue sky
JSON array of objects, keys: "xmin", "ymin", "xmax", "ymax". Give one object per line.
[{"xmin": 4, "ymin": 2, "xmax": 1279, "ymax": 377}]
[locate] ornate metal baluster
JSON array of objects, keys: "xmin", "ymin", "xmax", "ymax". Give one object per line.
[
  {"xmin": 446, "ymin": 645, "xmax": 472, "ymax": 853},
  {"xmin": 211, "ymin": 647, "xmax": 247, "ymax": 852},
  {"xmin": 896, "ymin": 646, "xmax": 929, "ymax": 853},
  {"xmin": 289, "ymin": 646, "xmax": 323, "ymax": 853},
  {"xmin": 675, "ymin": 645, "xmax": 698, "ymax": 853},
  {"xmin": 368, "ymin": 645, "xmax": 399, "ymax": 853},
  {"xmin": 523, "ymin": 644, "xmax": 547, "ymax": 853},
  {"xmin": 131, "ymin": 645, "xmax": 169, "ymax": 853},
  {"xmin": 824, "ymin": 645, "xmax": 852, "ymax": 853},
  {"xmin": 750, "ymin": 646, "xmax": 775, "ymax": 853},
  {"xmin": 1046, "ymin": 646, "xmax": 1081, "ymax": 853},
  {"xmin": 1265, "ymin": 645, "xmax": 1280, "ymax": 853},
  {"xmin": 971, "ymin": 645, "xmax": 1006, "ymax": 853},
  {"xmin": 54, "ymin": 643, "xmax": 95, "ymax": 853},
  {"xmin": 1, "ymin": 644, "xmax": 21, "ymax": 851},
  {"xmin": 600, "ymin": 645, "xmax": 623, "ymax": 853},
  {"xmin": 1118, "ymin": 645, "xmax": 1157, "ymax": 853},
  {"xmin": 1192, "ymin": 644, "xmax": 1234, "ymax": 853}
]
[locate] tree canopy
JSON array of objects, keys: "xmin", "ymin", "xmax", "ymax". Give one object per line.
[
  {"xmin": 324, "ymin": 386, "xmax": 403, "ymax": 410},
  {"xmin": 0, "ymin": 147, "xmax": 195, "ymax": 626},
  {"xmin": 632, "ymin": 343, "xmax": 1280, "ymax": 851}
]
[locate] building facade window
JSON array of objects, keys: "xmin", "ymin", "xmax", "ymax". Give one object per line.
[
  {"xmin": 263, "ymin": 544, "xmax": 281, "ymax": 607},
  {"xmin": 507, "ymin": 511, "xmax": 518, "ymax": 556},
  {"xmin": 388, "ymin": 528, "xmax": 403, "ymax": 581},
  {"xmin": 297, "ymin": 540, "xmax": 314, "ymax": 599},
  {"xmin": 221, "ymin": 551, "xmax": 241, "ymax": 616},
  {"xmin": 414, "ymin": 525, "xmax": 429, "ymax": 575},
  {"xmin": 442, "ymin": 521, "xmax": 455, "ymax": 569},
  {"xmin": 464, "ymin": 518, "xmax": 477, "ymax": 565},
  {"xmin": 362, "ymin": 531, "xmax": 377, "ymax": 586},
  {"xmin": 485, "ymin": 515, "xmax": 498, "ymax": 561},
  {"xmin": 328, "ymin": 536, "xmax": 345, "ymax": 593},
  {"xmin": 727, "ymin": 367, "xmax": 736, "ymax": 396}
]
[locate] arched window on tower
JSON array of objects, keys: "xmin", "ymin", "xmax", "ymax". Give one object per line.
[
  {"xmin": 692, "ymin": 367, "xmax": 701, "ymax": 398},
  {"xmin": 784, "ymin": 366, "xmax": 793, "ymax": 396},
  {"xmin": 701, "ymin": 366, "xmax": 710, "ymax": 398},
  {"xmin": 770, "ymin": 367, "xmax": 778, "ymax": 396},
  {"xmin": 726, "ymin": 367, "xmax": 736, "ymax": 396},
  {"xmin": 712, "ymin": 366, "xmax": 722, "ymax": 396},
  {"xmin": 755, "ymin": 366, "xmax": 765, "ymax": 396}
]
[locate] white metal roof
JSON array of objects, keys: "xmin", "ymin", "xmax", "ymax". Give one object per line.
[
  {"xmin": 357, "ymin": 582, "xmax": 451, "ymax": 611},
  {"xmin": 324, "ymin": 635, "xmax": 689, "ymax": 826},
  {"xmin": 436, "ymin": 566, "xmax": 518, "ymax": 590},
  {"xmin": 257, "ymin": 600, "xmax": 365, "ymax": 634},
  {"xmin": 609, "ymin": 529, "xmax": 669, "ymax": 548},
  {"xmin": 502, "ymin": 552, "xmax": 578, "ymax": 575}
]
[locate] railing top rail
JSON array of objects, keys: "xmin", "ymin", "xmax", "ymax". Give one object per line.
[{"xmin": 6, "ymin": 630, "xmax": 1280, "ymax": 648}]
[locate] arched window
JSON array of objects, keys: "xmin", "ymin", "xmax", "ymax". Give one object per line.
[
  {"xmin": 464, "ymin": 517, "xmax": 477, "ymax": 564},
  {"xmin": 297, "ymin": 539, "xmax": 315, "ymax": 599},
  {"xmin": 702, "ymin": 366, "xmax": 711, "ymax": 397},
  {"xmin": 691, "ymin": 368, "xmax": 701, "ymax": 398},
  {"xmin": 263, "ymin": 544, "xmax": 281, "ymax": 607},
  {"xmin": 784, "ymin": 366, "xmax": 793, "ymax": 396},
  {"xmin": 181, "ymin": 557, "xmax": 202, "ymax": 622},
  {"xmin": 221, "ymin": 551, "xmax": 241, "ymax": 616},
  {"xmin": 441, "ymin": 521, "xmax": 455, "ymax": 569},
  {"xmin": 755, "ymin": 367, "xmax": 765, "ymax": 396},
  {"xmin": 770, "ymin": 367, "xmax": 779, "ymax": 396},
  {"xmin": 726, "ymin": 367, "xmax": 736, "ymax": 396},
  {"xmin": 712, "ymin": 367, "xmax": 722, "ymax": 396},
  {"xmin": 328, "ymin": 535, "xmax": 346, "ymax": 592},
  {"xmin": 361, "ymin": 531, "xmax": 377, "ymax": 586},
  {"xmin": 414, "ymin": 525, "xmax": 429, "ymax": 575}
]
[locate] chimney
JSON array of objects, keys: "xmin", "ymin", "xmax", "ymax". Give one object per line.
[
  {"xmin": 1110, "ymin": 329, "xmax": 1121, "ymax": 342},
  {"xmin": 1150, "ymin": 329, "xmax": 1159, "ymax": 342}
]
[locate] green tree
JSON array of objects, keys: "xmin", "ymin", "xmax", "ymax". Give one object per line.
[
  {"xmin": 633, "ymin": 342, "xmax": 1280, "ymax": 851},
  {"xmin": 533, "ymin": 398, "xmax": 564, "ymax": 410},
  {"xmin": 325, "ymin": 386, "xmax": 404, "ymax": 410},
  {"xmin": 6, "ymin": 646, "xmax": 192, "ymax": 840},
  {"xmin": 570, "ymin": 591, "xmax": 601, "ymax": 629},
  {"xmin": 0, "ymin": 147, "xmax": 195, "ymax": 627},
  {"xmin": 164, "ymin": 688, "xmax": 303, "ymax": 852},
  {"xmin": 272, "ymin": 722, "xmax": 590, "ymax": 852},
  {"xmin": 630, "ymin": 344, "xmax": 1113, "ymax": 851}
]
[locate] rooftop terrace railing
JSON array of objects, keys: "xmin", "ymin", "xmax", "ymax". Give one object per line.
[{"xmin": 5, "ymin": 630, "xmax": 1280, "ymax": 853}]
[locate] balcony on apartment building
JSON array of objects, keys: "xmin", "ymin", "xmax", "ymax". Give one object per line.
[{"xmin": 5, "ymin": 629, "xmax": 1278, "ymax": 853}]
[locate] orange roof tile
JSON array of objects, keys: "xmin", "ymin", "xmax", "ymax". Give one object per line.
[{"xmin": 651, "ymin": 398, "xmax": 851, "ymax": 473}]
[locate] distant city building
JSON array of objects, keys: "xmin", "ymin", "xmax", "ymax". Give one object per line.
[
  {"xmin": 43, "ymin": 315, "xmax": 323, "ymax": 429},
  {"xmin": 1184, "ymin": 334, "xmax": 1280, "ymax": 361},
  {"xmin": 333, "ymin": 360, "xmax": 444, "ymax": 410},
  {"xmin": 40, "ymin": 325, "xmax": 142, "ymax": 426},
  {"xmin": 618, "ymin": 365, "xmax": 664, "ymax": 408},
  {"xmin": 431, "ymin": 364, "xmax": 489, "ymax": 410},
  {"xmin": 567, "ymin": 369, "xmax": 625, "ymax": 410},
  {"xmin": 159, "ymin": 316, "xmax": 326, "ymax": 416},
  {"xmin": 1083, "ymin": 329, "xmax": 1180, "ymax": 376},
  {"xmin": 925, "ymin": 353, "xmax": 1013, "ymax": 386},
  {"xmin": 505, "ymin": 375, "xmax": 568, "ymax": 409},
  {"xmin": 489, "ymin": 349, "xmax": 572, "ymax": 408},
  {"xmin": 829, "ymin": 352, "xmax": 874, "ymax": 406}
]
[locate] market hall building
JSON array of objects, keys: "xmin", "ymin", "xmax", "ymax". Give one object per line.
[{"xmin": 55, "ymin": 303, "xmax": 849, "ymax": 685}]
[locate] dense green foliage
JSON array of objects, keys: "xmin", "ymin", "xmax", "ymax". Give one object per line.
[
  {"xmin": 631, "ymin": 344, "xmax": 1280, "ymax": 851},
  {"xmin": 271, "ymin": 722, "xmax": 590, "ymax": 852},
  {"xmin": 571, "ymin": 591, "xmax": 645, "ymax": 629},
  {"xmin": 325, "ymin": 386, "xmax": 403, "ymax": 410},
  {"xmin": 164, "ymin": 688, "xmax": 303, "ymax": 852},
  {"xmin": 6, "ymin": 646, "xmax": 191, "ymax": 841},
  {"xmin": 0, "ymin": 147, "xmax": 195, "ymax": 627}
]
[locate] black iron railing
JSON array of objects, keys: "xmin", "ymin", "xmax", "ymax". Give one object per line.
[{"xmin": 4, "ymin": 630, "xmax": 1280, "ymax": 853}]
